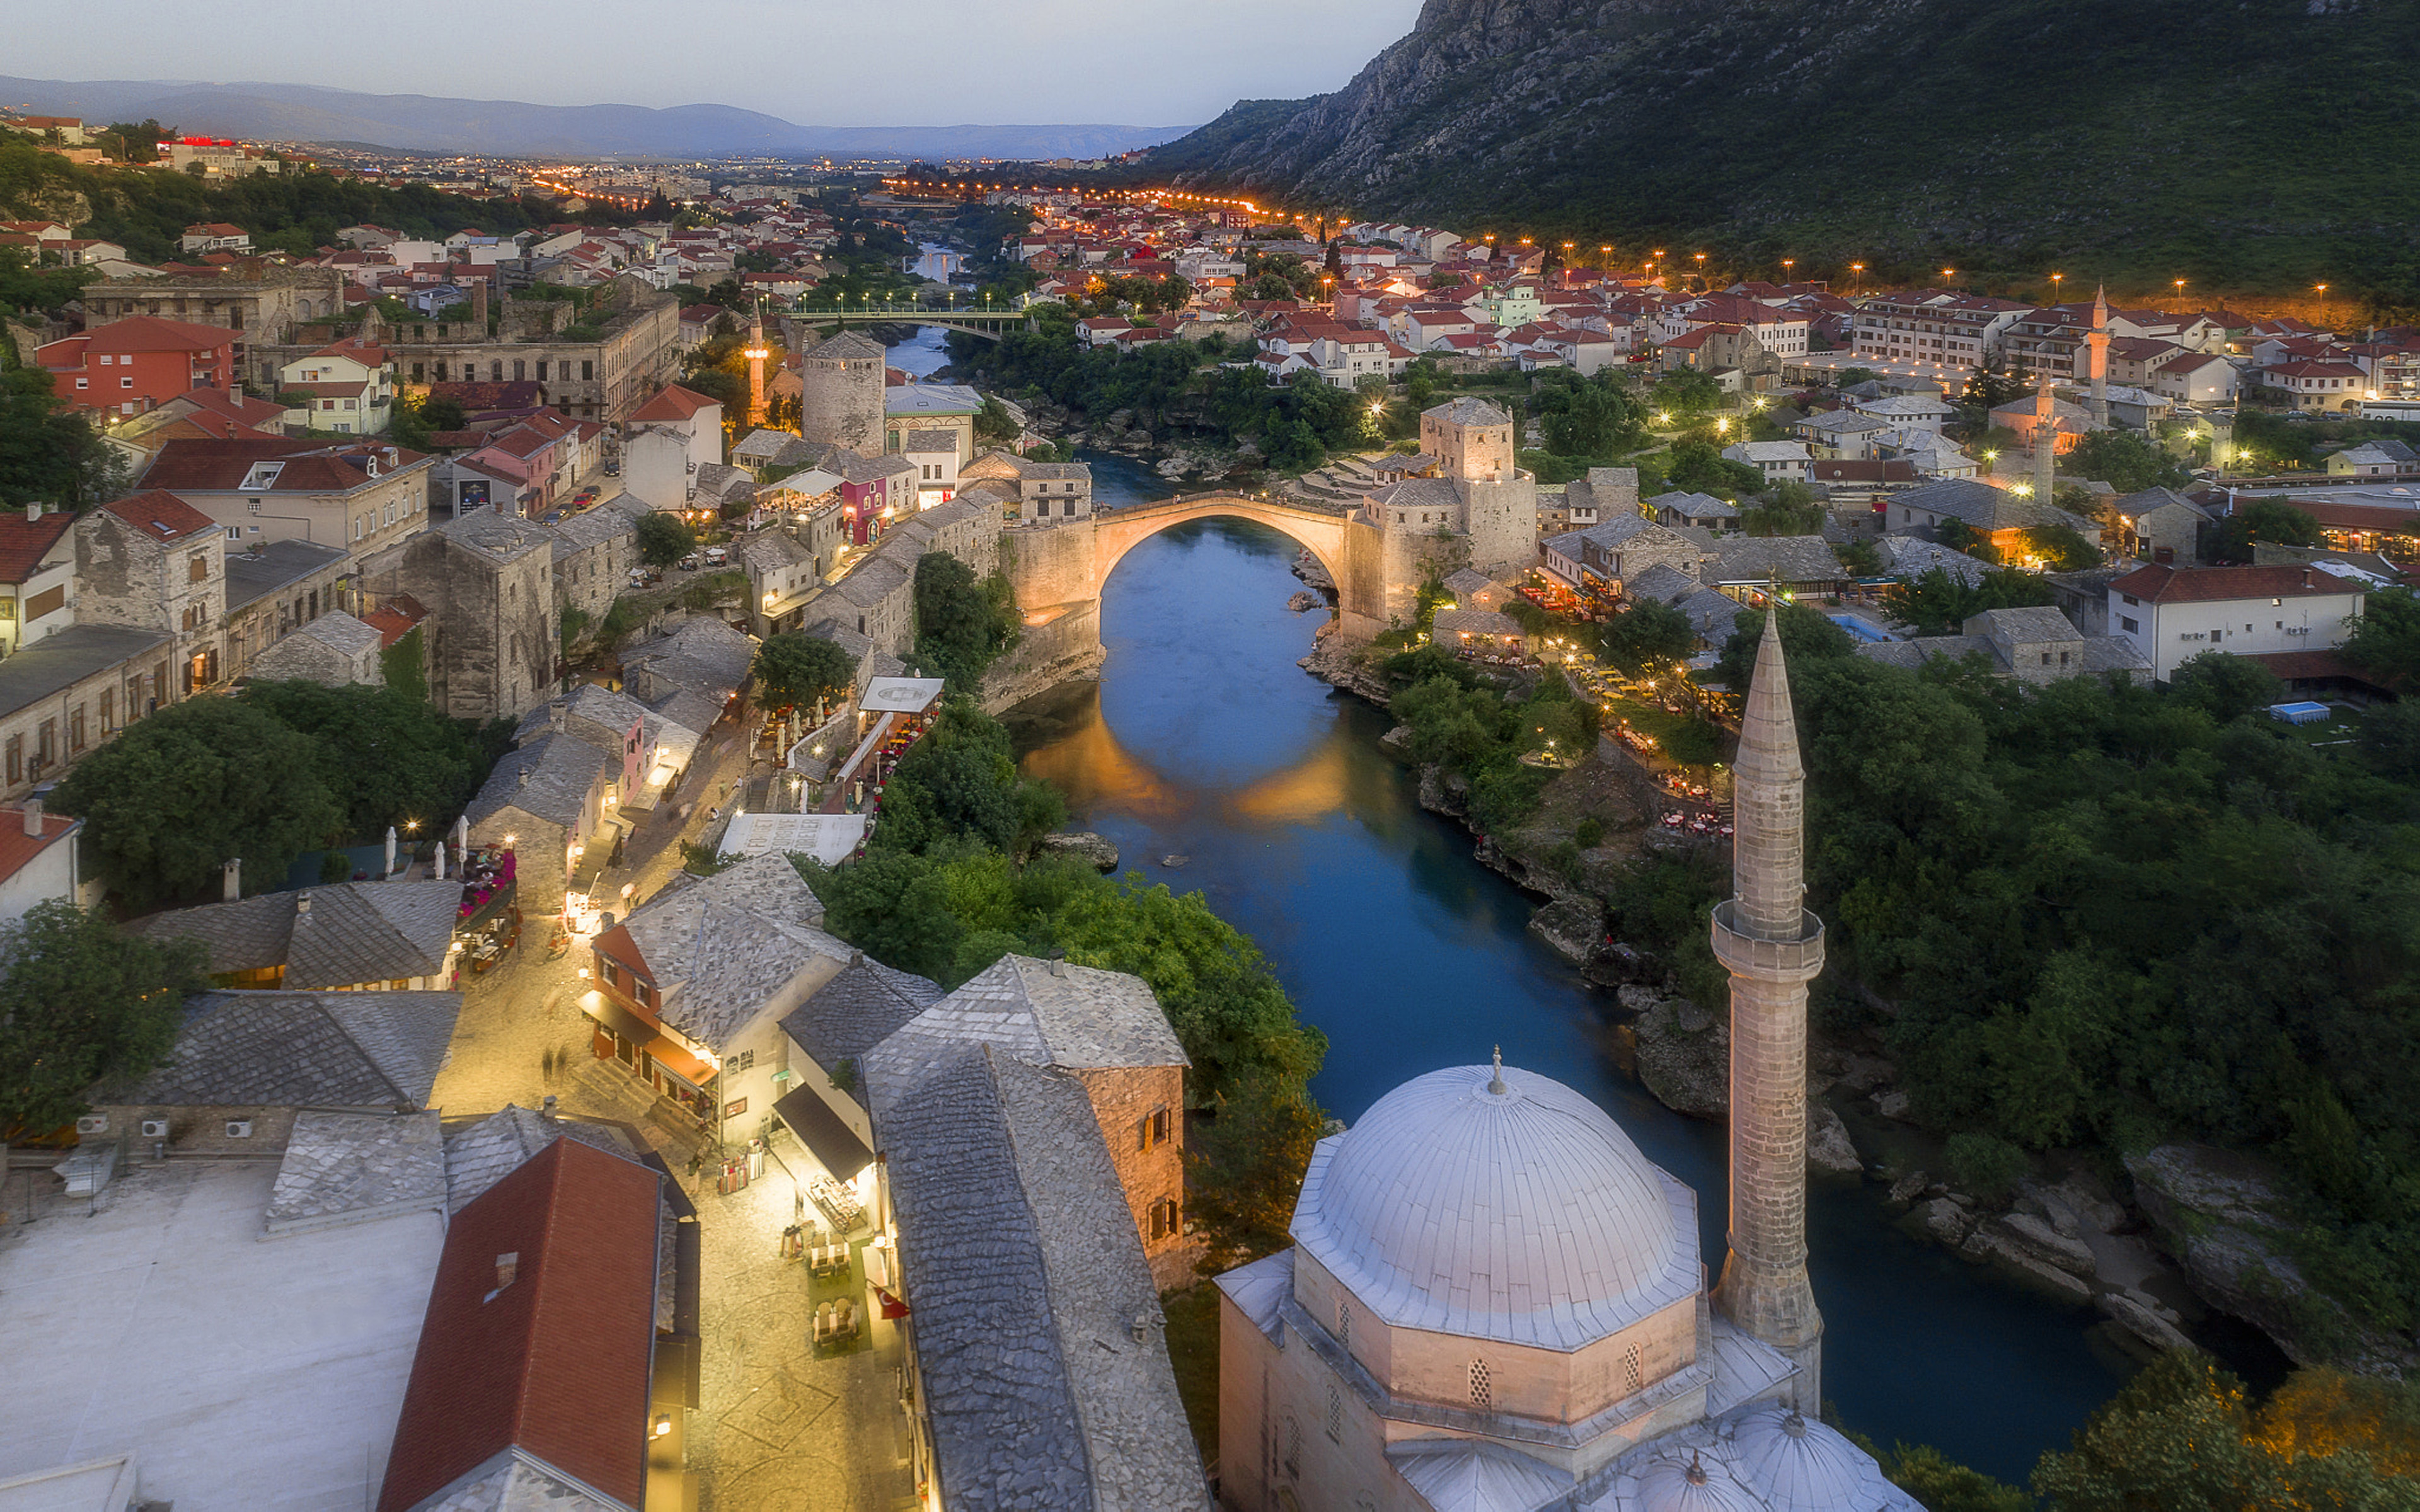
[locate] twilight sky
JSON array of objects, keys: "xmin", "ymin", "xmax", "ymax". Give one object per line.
[{"xmin": 8, "ymin": 0, "xmax": 1426, "ymax": 127}]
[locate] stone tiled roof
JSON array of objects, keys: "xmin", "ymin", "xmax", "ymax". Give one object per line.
[
  {"xmin": 902, "ymin": 428, "xmax": 958, "ymax": 453},
  {"xmin": 1894, "ymin": 478, "xmax": 2096, "ymax": 534},
  {"xmin": 1443, "ymin": 568, "xmax": 1499, "ymax": 597},
  {"xmin": 648, "ymin": 687, "xmax": 724, "ymax": 740},
  {"xmin": 437, "ymin": 506, "xmax": 554, "ymax": 564},
  {"xmin": 1427, "ymin": 396, "xmax": 1510, "ymax": 427},
  {"xmin": 1369, "ymin": 477, "xmax": 1465, "ymax": 512},
  {"xmin": 1388, "ymin": 1438, "xmax": 1574, "ymax": 1512},
  {"xmin": 285, "ymin": 611, "xmax": 382, "ymax": 659},
  {"xmin": 1703, "ymin": 536, "xmax": 1844, "ymax": 585},
  {"xmin": 619, "ymin": 854, "xmax": 844, "ymax": 1053},
  {"xmin": 864, "ymin": 956, "xmax": 1185, "ymax": 1118},
  {"xmin": 265, "ymin": 1109, "xmax": 447, "ymax": 1234},
  {"xmin": 879, "ymin": 1045, "xmax": 1211, "ymax": 1512},
  {"xmin": 0, "ymin": 624, "xmax": 171, "ymax": 721},
  {"xmin": 620, "ymin": 616, "xmax": 756, "ymax": 702},
  {"xmin": 441, "ymin": 1103, "xmax": 643, "ymax": 1214},
  {"xmin": 780, "ymin": 953, "xmax": 945, "ymax": 1068},
  {"xmin": 1874, "ymin": 536, "xmax": 1988, "ymax": 586},
  {"xmin": 548, "ymin": 503, "xmax": 636, "ymax": 559},
  {"xmin": 98, "ymin": 989, "xmax": 461, "ymax": 1109},
  {"xmin": 466, "ymin": 731, "xmax": 614, "ymax": 830},
  {"xmin": 130, "ymin": 880, "xmax": 463, "ymax": 989},
  {"xmin": 1622, "ymin": 563, "xmax": 1700, "ymax": 604}
]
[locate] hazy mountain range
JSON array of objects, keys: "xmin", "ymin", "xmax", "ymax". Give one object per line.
[{"xmin": 0, "ymin": 76, "xmax": 1189, "ymax": 161}]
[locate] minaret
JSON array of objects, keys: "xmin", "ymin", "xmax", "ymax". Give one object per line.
[
  {"xmin": 2085, "ymin": 285, "xmax": 2111, "ymax": 429},
  {"xmin": 744, "ymin": 299, "xmax": 769, "ymax": 431},
  {"xmin": 1709, "ymin": 609, "xmax": 1826, "ymax": 1413},
  {"xmin": 2032, "ymin": 375, "xmax": 2058, "ymax": 501}
]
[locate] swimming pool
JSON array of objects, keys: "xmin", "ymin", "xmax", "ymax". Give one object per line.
[{"xmin": 1829, "ymin": 613, "xmax": 1898, "ymax": 643}]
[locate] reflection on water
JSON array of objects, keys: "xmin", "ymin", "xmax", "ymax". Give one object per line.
[{"xmin": 1010, "ymin": 515, "xmax": 2137, "ymax": 1484}]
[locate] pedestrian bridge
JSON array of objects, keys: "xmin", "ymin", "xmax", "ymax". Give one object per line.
[
  {"xmin": 1093, "ymin": 493, "xmax": 1355, "ymax": 597},
  {"xmin": 786, "ymin": 302, "xmax": 1028, "ymax": 341}
]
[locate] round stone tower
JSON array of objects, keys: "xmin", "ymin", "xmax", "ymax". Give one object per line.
[{"xmin": 798, "ymin": 329, "xmax": 887, "ymax": 454}]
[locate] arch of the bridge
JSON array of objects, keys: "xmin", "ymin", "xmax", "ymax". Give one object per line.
[{"xmin": 1092, "ymin": 497, "xmax": 1350, "ymax": 598}]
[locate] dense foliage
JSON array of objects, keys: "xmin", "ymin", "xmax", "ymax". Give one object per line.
[
  {"xmin": 1383, "ymin": 648, "xmax": 1599, "ymax": 835},
  {"xmin": 911, "ymin": 552, "xmax": 1020, "ymax": 696},
  {"xmin": 239, "ymin": 681, "xmax": 513, "ymax": 843},
  {"xmin": 634, "ymin": 511, "xmax": 696, "ymax": 569},
  {"xmin": 0, "ymin": 902, "xmax": 206, "ymax": 1137},
  {"xmin": 751, "ymin": 632, "xmax": 858, "ymax": 714},
  {"xmin": 1668, "ymin": 604, "xmax": 2420, "ymax": 1346},
  {"xmin": 1882, "ymin": 567, "xmax": 2060, "ymax": 638},
  {"xmin": 0, "ymin": 353, "xmax": 124, "ymax": 507}
]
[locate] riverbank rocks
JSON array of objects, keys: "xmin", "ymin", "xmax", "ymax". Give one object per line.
[
  {"xmin": 1287, "ymin": 590, "xmax": 1324, "ymax": 613},
  {"xmin": 1871, "ymin": 1089, "xmax": 1913, "ymax": 1121},
  {"xmin": 1632, "ymin": 997, "xmax": 1727, "ymax": 1118},
  {"xmin": 1298, "ymin": 638, "xmax": 1389, "ymax": 706},
  {"xmin": 2098, "ymin": 1290, "xmax": 2196, "ymax": 1354},
  {"xmin": 1037, "ymin": 831, "xmax": 1119, "ymax": 872},
  {"xmin": 1916, "ymin": 1196, "xmax": 1977, "ymax": 1247},
  {"xmin": 1527, "ymin": 897, "xmax": 1605, "ymax": 966},
  {"xmin": 1807, "ymin": 1102, "xmax": 1862, "ymax": 1176},
  {"xmin": 2127, "ymin": 1143, "xmax": 2420, "ymax": 1373},
  {"xmin": 1961, "ymin": 1220, "xmax": 2094, "ymax": 1304}
]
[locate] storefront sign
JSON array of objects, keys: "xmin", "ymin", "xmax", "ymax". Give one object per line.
[{"xmin": 725, "ymin": 1097, "xmax": 747, "ymax": 1118}]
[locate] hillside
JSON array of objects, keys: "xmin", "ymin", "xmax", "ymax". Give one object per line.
[
  {"xmin": 0, "ymin": 77, "xmax": 1187, "ymax": 161},
  {"xmin": 1138, "ymin": 0, "xmax": 2420, "ymax": 309}
]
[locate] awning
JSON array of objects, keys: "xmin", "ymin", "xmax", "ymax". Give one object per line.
[
  {"xmin": 773, "ymin": 1085, "xmax": 873, "ymax": 1183},
  {"xmin": 650, "ymin": 1040, "xmax": 717, "ymax": 1091},
  {"xmin": 580, "ymin": 991, "xmax": 657, "ymax": 1046}
]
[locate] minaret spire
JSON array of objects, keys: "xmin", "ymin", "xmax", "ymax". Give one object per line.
[
  {"xmin": 2031, "ymin": 374, "xmax": 2058, "ymax": 503},
  {"xmin": 2085, "ymin": 284, "xmax": 2111, "ymax": 430},
  {"xmin": 1709, "ymin": 607, "xmax": 1826, "ymax": 1412}
]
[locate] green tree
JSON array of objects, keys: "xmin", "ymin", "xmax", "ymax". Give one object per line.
[
  {"xmin": 1649, "ymin": 367, "xmax": 1722, "ymax": 417},
  {"xmin": 1740, "ymin": 480, "xmax": 1827, "ymax": 536},
  {"xmin": 2019, "ymin": 520, "xmax": 2102, "ymax": 570},
  {"xmin": 752, "ymin": 632, "xmax": 858, "ymax": 714},
  {"xmin": 2341, "ymin": 585, "xmax": 2420, "ymax": 690},
  {"xmin": 974, "ymin": 394, "xmax": 1020, "ymax": 445},
  {"xmin": 1596, "ymin": 597, "xmax": 1698, "ymax": 674},
  {"xmin": 2066, "ymin": 428, "xmax": 2194, "ymax": 493},
  {"xmin": 1959, "ymin": 357, "xmax": 2029, "ymax": 411},
  {"xmin": 2207, "ymin": 500, "xmax": 2322, "ymax": 563},
  {"xmin": 1536, "ymin": 370, "xmax": 1647, "ymax": 457},
  {"xmin": 239, "ymin": 681, "xmax": 510, "ymax": 840},
  {"xmin": 1882, "ymin": 567, "xmax": 2057, "ymax": 637},
  {"xmin": 2167, "ymin": 651, "xmax": 2282, "ymax": 723},
  {"xmin": 0, "ymin": 902, "xmax": 207, "ymax": 1137},
  {"xmin": 913, "ymin": 553, "xmax": 1020, "ymax": 694},
  {"xmin": 633, "ymin": 510, "xmax": 696, "ymax": 569},
  {"xmin": 0, "ymin": 358, "xmax": 125, "ymax": 507},
  {"xmin": 1665, "ymin": 437, "xmax": 1763, "ymax": 498},
  {"xmin": 867, "ymin": 697, "xmax": 1063, "ymax": 857},
  {"xmin": 53, "ymin": 697, "xmax": 344, "ymax": 907},
  {"xmin": 1715, "ymin": 602, "xmax": 1855, "ymax": 689},
  {"xmin": 1874, "ymin": 1445, "xmax": 2032, "ymax": 1512},
  {"xmin": 1188, "ymin": 1070, "xmax": 1327, "ymax": 1272},
  {"xmin": 2356, "ymin": 698, "xmax": 2420, "ymax": 777}
]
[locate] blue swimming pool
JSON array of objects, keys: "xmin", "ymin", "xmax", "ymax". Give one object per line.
[{"xmin": 1829, "ymin": 613, "xmax": 1898, "ymax": 643}]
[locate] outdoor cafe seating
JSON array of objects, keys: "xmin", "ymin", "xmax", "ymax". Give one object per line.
[{"xmin": 813, "ymin": 1298, "xmax": 860, "ymax": 1346}]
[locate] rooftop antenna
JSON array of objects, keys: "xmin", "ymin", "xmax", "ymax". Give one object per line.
[{"xmin": 1489, "ymin": 1046, "xmax": 1506, "ymax": 1095}]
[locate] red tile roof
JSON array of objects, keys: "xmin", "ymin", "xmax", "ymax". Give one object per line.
[
  {"xmin": 0, "ymin": 806, "xmax": 77, "ymax": 891},
  {"xmin": 140, "ymin": 437, "xmax": 425, "ymax": 494},
  {"xmin": 2244, "ymin": 648, "xmax": 2370, "ymax": 682},
  {"xmin": 2108, "ymin": 562, "xmax": 2366, "ymax": 604},
  {"xmin": 360, "ymin": 596, "xmax": 427, "ymax": 647},
  {"xmin": 99, "ymin": 489, "xmax": 216, "ymax": 541},
  {"xmin": 2298, "ymin": 499, "xmax": 2420, "ymax": 532},
  {"xmin": 376, "ymin": 1139, "xmax": 659, "ymax": 1512},
  {"xmin": 39, "ymin": 314, "xmax": 238, "ymax": 362},
  {"xmin": 626, "ymin": 385, "xmax": 719, "ymax": 423},
  {"xmin": 0, "ymin": 509, "xmax": 75, "ymax": 584}
]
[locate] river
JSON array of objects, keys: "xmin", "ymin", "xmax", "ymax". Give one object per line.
[{"xmin": 884, "ymin": 328, "xmax": 2129, "ymax": 1482}]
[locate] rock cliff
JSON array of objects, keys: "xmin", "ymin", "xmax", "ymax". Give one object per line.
[{"xmin": 1143, "ymin": 0, "xmax": 2420, "ymax": 294}]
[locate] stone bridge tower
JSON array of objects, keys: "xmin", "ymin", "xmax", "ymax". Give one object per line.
[
  {"xmin": 1708, "ymin": 609, "xmax": 1826, "ymax": 1412},
  {"xmin": 798, "ymin": 330, "xmax": 885, "ymax": 453}
]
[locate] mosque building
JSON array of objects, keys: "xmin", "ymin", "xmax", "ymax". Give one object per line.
[{"xmin": 1214, "ymin": 613, "xmax": 1922, "ymax": 1512}]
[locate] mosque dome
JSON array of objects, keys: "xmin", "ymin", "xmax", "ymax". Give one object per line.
[
  {"xmin": 1632, "ymin": 1450, "xmax": 1766, "ymax": 1512},
  {"xmin": 1731, "ymin": 1409, "xmax": 1893, "ymax": 1512},
  {"xmin": 1290, "ymin": 1062, "xmax": 1697, "ymax": 1351}
]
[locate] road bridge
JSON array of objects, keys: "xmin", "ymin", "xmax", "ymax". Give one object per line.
[{"xmin": 785, "ymin": 301, "xmax": 1028, "ymax": 342}]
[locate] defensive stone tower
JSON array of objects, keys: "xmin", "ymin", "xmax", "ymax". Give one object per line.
[
  {"xmin": 798, "ymin": 329, "xmax": 886, "ymax": 453},
  {"xmin": 1708, "ymin": 609, "xmax": 1826, "ymax": 1412},
  {"xmin": 2085, "ymin": 285, "xmax": 2112, "ymax": 429}
]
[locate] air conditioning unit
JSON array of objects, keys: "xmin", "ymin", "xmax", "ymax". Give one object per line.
[
  {"xmin": 75, "ymin": 1114, "xmax": 108, "ymax": 1137},
  {"xmin": 141, "ymin": 1118, "xmax": 171, "ymax": 1140},
  {"xmin": 224, "ymin": 1119, "xmax": 254, "ymax": 1140}
]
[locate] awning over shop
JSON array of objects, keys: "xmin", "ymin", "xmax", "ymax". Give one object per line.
[
  {"xmin": 580, "ymin": 991, "xmax": 657, "ymax": 1046},
  {"xmin": 650, "ymin": 1039, "xmax": 717, "ymax": 1092},
  {"xmin": 773, "ymin": 1085, "xmax": 873, "ymax": 1183}
]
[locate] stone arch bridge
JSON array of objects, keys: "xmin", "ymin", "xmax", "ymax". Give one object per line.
[{"xmin": 988, "ymin": 493, "xmax": 1422, "ymax": 708}]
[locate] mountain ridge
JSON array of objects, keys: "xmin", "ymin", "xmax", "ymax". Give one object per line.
[
  {"xmin": 0, "ymin": 76, "xmax": 1189, "ymax": 161},
  {"xmin": 1136, "ymin": 0, "xmax": 2420, "ymax": 307}
]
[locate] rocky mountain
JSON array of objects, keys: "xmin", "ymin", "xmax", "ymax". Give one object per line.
[
  {"xmin": 0, "ymin": 76, "xmax": 1187, "ymax": 161},
  {"xmin": 1140, "ymin": 0, "xmax": 2420, "ymax": 304}
]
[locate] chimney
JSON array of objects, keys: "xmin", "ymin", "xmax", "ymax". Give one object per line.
[
  {"xmin": 494, "ymin": 1252, "xmax": 519, "ymax": 1290},
  {"xmin": 518, "ymin": 767, "xmax": 531, "ymax": 788},
  {"xmin": 471, "ymin": 277, "xmax": 489, "ymax": 328},
  {"xmin": 295, "ymin": 891, "xmax": 312, "ymax": 917},
  {"xmin": 23, "ymin": 798, "xmax": 42, "ymax": 838},
  {"xmin": 2303, "ymin": 567, "xmax": 2313, "ymax": 588},
  {"xmin": 541, "ymin": 1094, "xmax": 558, "ymax": 1122},
  {"xmin": 24, "ymin": 503, "xmax": 39, "ymax": 523},
  {"xmin": 222, "ymin": 856, "xmax": 241, "ymax": 899}
]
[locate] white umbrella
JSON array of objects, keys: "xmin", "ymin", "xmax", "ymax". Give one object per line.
[
  {"xmin": 454, "ymin": 815, "xmax": 469, "ymax": 853},
  {"xmin": 434, "ymin": 840, "xmax": 447, "ymax": 881},
  {"xmin": 384, "ymin": 826, "xmax": 397, "ymax": 878}
]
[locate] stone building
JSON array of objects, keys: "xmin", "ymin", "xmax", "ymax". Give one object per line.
[
  {"xmin": 960, "ymin": 449, "xmax": 1093, "ymax": 525},
  {"xmin": 618, "ymin": 615, "xmax": 756, "ymax": 707},
  {"xmin": 463, "ymin": 732, "xmax": 618, "ymax": 916},
  {"xmin": 742, "ymin": 527, "xmax": 821, "ymax": 636},
  {"xmin": 72, "ymin": 490, "xmax": 226, "ymax": 692},
  {"xmin": 222, "ymin": 537, "xmax": 354, "ymax": 682},
  {"xmin": 547, "ymin": 496, "xmax": 644, "ymax": 629},
  {"xmin": 797, "ymin": 331, "xmax": 886, "ymax": 453},
  {"xmin": 1357, "ymin": 398, "xmax": 1539, "ymax": 613},
  {"xmin": 345, "ymin": 275, "xmax": 679, "ymax": 423},
  {"xmin": 81, "ymin": 265, "xmax": 348, "ymax": 388},
  {"xmin": 245, "ymin": 610, "xmax": 384, "ymax": 687},
  {"xmin": 141, "ymin": 436, "xmax": 434, "ymax": 555},
  {"xmin": 357, "ymin": 508, "xmax": 556, "ymax": 722},
  {"xmin": 0, "ymin": 625, "xmax": 173, "ymax": 801},
  {"xmin": 1420, "ymin": 396, "xmax": 1515, "ymax": 481},
  {"xmin": 1853, "ymin": 605, "xmax": 2153, "ymax": 684},
  {"xmin": 1216, "ymin": 616, "xmax": 1921, "ymax": 1512},
  {"xmin": 623, "ymin": 384, "xmax": 725, "ymax": 511}
]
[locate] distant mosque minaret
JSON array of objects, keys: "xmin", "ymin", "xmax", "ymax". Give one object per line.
[
  {"xmin": 2086, "ymin": 284, "xmax": 2112, "ymax": 430},
  {"xmin": 1708, "ymin": 606, "xmax": 1827, "ymax": 1410}
]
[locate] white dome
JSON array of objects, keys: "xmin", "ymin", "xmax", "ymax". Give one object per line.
[
  {"xmin": 1291, "ymin": 1063, "xmax": 1697, "ymax": 1351},
  {"xmin": 1731, "ymin": 1409, "xmax": 1899, "ymax": 1512}
]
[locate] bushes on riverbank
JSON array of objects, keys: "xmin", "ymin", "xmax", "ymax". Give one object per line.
[
  {"xmin": 794, "ymin": 696, "xmax": 1328, "ymax": 1271},
  {"xmin": 1602, "ymin": 605, "xmax": 2420, "ymax": 1351},
  {"xmin": 1382, "ymin": 646, "xmax": 1599, "ymax": 835}
]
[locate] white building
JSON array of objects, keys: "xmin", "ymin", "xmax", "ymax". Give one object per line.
[
  {"xmin": 2107, "ymin": 561, "xmax": 2367, "ymax": 683},
  {"xmin": 1722, "ymin": 440, "xmax": 1813, "ymax": 483},
  {"xmin": 621, "ymin": 384, "xmax": 723, "ymax": 510}
]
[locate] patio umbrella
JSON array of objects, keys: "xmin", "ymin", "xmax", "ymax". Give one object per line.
[
  {"xmin": 385, "ymin": 826, "xmax": 397, "ymax": 878},
  {"xmin": 434, "ymin": 840, "xmax": 447, "ymax": 881}
]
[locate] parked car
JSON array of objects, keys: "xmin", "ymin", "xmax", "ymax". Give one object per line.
[
  {"xmin": 604, "ymin": 461, "xmax": 621, "ymax": 476},
  {"xmin": 677, "ymin": 554, "xmax": 701, "ymax": 572}
]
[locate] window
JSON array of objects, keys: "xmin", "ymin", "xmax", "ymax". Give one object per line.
[
  {"xmin": 1336, "ymin": 1298, "xmax": 1351, "ymax": 1349},
  {"xmin": 226, "ymin": 527, "xmax": 241, "ymax": 541},
  {"xmin": 1149, "ymin": 1196, "xmax": 1179, "ymax": 1239},
  {"xmin": 69, "ymin": 704, "xmax": 85, "ymax": 752},
  {"xmin": 1138, "ymin": 1105, "xmax": 1170, "ymax": 1152},
  {"xmin": 582, "ymin": 360, "xmax": 594, "ymax": 381},
  {"xmin": 1281, "ymin": 1417, "xmax": 1301, "ymax": 1479},
  {"xmin": 25, "ymin": 585, "xmax": 64, "ymax": 621},
  {"xmin": 100, "ymin": 689, "xmax": 113, "ymax": 730},
  {"xmin": 120, "ymin": 376, "xmax": 134, "ymax": 389},
  {"xmin": 74, "ymin": 377, "xmax": 86, "ymax": 390},
  {"xmin": 3, "ymin": 735, "xmax": 17, "ymax": 784},
  {"xmin": 36, "ymin": 719, "xmax": 55, "ymax": 765},
  {"xmin": 188, "ymin": 552, "xmax": 209, "ymax": 583},
  {"xmin": 1325, "ymin": 1384, "xmax": 1343, "ymax": 1442},
  {"xmin": 1624, "ymin": 1343, "xmax": 1643, "ymax": 1394},
  {"xmin": 2121, "ymin": 616, "xmax": 2140, "ymax": 634},
  {"xmin": 1468, "ymin": 1358, "xmax": 1492, "ymax": 1411}
]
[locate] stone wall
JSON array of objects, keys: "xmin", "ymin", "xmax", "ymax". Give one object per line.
[
  {"xmin": 89, "ymin": 1102, "xmax": 304, "ymax": 1156},
  {"xmin": 74, "ymin": 512, "xmax": 223, "ymax": 682},
  {"xmin": 1072, "ymin": 1063, "xmax": 1195, "ymax": 1290}
]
